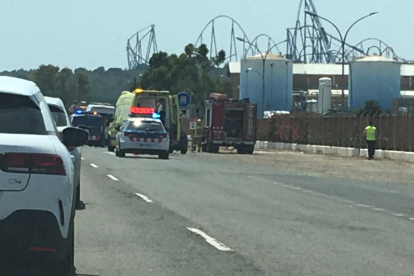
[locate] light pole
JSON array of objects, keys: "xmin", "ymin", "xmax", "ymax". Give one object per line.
[
  {"xmin": 237, "ymin": 37, "xmax": 282, "ymax": 117},
  {"xmin": 270, "ymin": 63, "xmax": 274, "ymax": 111},
  {"xmin": 245, "ymin": 68, "xmax": 252, "ymax": 97},
  {"xmin": 305, "ymin": 11, "xmax": 378, "ymax": 112},
  {"xmin": 285, "ymin": 61, "xmax": 289, "ymax": 109}
]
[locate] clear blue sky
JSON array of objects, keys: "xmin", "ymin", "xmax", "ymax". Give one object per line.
[{"xmin": 0, "ymin": 0, "xmax": 410, "ymax": 71}]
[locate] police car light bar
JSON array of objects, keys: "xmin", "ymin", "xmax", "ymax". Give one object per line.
[{"xmin": 130, "ymin": 107, "xmax": 155, "ymax": 115}]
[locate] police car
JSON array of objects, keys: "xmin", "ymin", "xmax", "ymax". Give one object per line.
[{"xmin": 115, "ymin": 109, "xmax": 170, "ymax": 159}]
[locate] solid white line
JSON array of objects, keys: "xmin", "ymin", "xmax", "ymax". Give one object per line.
[
  {"xmin": 90, "ymin": 163, "xmax": 98, "ymax": 168},
  {"xmin": 186, "ymin": 227, "xmax": 233, "ymax": 252},
  {"xmin": 105, "ymin": 152, "xmax": 115, "ymax": 155},
  {"xmin": 409, "ymin": 218, "xmax": 414, "ymax": 221},
  {"xmin": 107, "ymin": 175, "xmax": 119, "ymax": 181},
  {"xmin": 395, "ymin": 214, "xmax": 405, "ymax": 217},
  {"xmin": 135, "ymin": 193, "xmax": 152, "ymax": 203}
]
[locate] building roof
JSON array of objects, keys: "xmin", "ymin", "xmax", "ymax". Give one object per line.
[
  {"xmin": 227, "ymin": 62, "xmax": 414, "ymax": 76},
  {"xmin": 0, "ymin": 76, "xmax": 39, "ymax": 96},
  {"xmin": 355, "ymin": 55, "xmax": 396, "ymax": 62},
  {"xmin": 245, "ymin": 53, "xmax": 288, "ymax": 61},
  {"xmin": 228, "ymin": 62, "xmax": 241, "ymax": 74},
  {"xmin": 308, "ymin": 89, "xmax": 414, "ymax": 98}
]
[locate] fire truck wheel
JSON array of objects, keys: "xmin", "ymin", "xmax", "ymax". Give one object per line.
[
  {"xmin": 237, "ymin": 147, "xmax": 245, "ymax": 154},
  {"xmin": 245, "ymin": 146, "xmax": 254, "ymax": 154}
]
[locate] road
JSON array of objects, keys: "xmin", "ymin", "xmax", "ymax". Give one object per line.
[{"xmin": 70, "ymin": 147, "xmax": 414, "ymax": 276}]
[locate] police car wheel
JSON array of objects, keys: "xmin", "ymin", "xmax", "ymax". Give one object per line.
[
  {"xmin": 180, "ymin": 148, "xmax": 187, "ymax": 154},
  {"xmin": 159, "ymin": 152, "xmax": 169, "ymax": 159}
]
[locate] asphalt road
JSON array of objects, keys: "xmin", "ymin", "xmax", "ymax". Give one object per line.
[{"xmin": 22, "ymin": 147, "xmax": 414, "ymax": 275}]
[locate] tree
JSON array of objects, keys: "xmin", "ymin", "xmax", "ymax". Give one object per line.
[
  {"xmin": 212, "ymin": 50, "xmax": 226, "ymax": 67},
  {"xmin": 357, "ymin": 100, "xmax": 386, "ymax": 116}
]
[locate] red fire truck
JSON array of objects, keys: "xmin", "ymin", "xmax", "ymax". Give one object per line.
[{"xmin": 201, "ymin": 93, "xmax": 257, "ymax": 154}]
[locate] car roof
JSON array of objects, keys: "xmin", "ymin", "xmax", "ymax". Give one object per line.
[
  {"xmin": 0, "ymin": 76, "xmax": 40, "ymax": 96},
  {"xmin": 44, "ymin": 96, "xmax": 65, "ymax": 109}
]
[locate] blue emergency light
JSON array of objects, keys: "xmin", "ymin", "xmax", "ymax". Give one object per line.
[
  {"xmin": 75, "ymin": 109, "xmax": 83, "ymax": 114},
  {"xmin": 151, "ymin": 112, "xmax": 161, "ymax": 119}
]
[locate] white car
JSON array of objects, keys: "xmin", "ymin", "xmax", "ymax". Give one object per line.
[
  {"xmin": 115, "ymin": 117, "xmax": 170, "ymax": 159},
  {"xmin": 0, "ymin": 77, "xmax": 88, "ymax": 275},
  {"xmin": 45, "ymin": 96, "xmax": 83, "ymax": 208}
]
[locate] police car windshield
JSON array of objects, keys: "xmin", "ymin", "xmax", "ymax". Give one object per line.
[
  {"xmin": 126, "ymin": 120, "xmax": 164, "ymax": 131},
  {"xmin": 48, "ymin": 105, "xmax": 68, "ymax": 127}
]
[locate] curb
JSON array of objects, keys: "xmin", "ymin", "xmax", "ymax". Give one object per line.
[{"xmin": 254, "ymin": 141, "xmax": 414, "ymax": 162}]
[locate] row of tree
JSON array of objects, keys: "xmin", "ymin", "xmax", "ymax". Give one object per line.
[{"xmin": 0, "ymin": 43, "xmax": 231, "ymax": 107}]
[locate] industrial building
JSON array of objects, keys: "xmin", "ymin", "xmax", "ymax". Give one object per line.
[{"xmin": 227, "ymin": 58, "xmax": 414, "ymax": 115}]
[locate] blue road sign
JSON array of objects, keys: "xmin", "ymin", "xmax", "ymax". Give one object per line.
[{"xmin": 177, "ymin": 92, "xmax": 191, "ymax": 107}]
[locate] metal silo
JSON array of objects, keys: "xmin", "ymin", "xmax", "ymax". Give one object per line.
[
  {"xmin": 318, "ymin": 77, "xmax": 332, "ymax": 114},
  {"xmin": 240, "ymin": 53, "xmax": 293, "ymax": 118},
  {"xmin": 349, "ymin": 55, "xmax": 400, "ymax": 111}
]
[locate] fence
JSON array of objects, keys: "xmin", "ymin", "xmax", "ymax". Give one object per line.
[{"xmin": 257, "ymin": 113, "xmax": 414, "ymax": 152}]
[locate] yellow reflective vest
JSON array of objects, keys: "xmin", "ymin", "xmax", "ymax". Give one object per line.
[
  {"xmin": 365, "ymin": 126, "xmax": 376, "ymax": 141},
  {"xmin": 194, "ymin": 122, "xmax": 203, "ymax": 138}
]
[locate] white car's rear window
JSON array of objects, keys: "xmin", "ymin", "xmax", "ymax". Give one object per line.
[
  {"xmin": 0, "ymin": 93, "xmax": 47, "ymax": 135},
  {"xmin": 48, "ymin": 105, "xmax": 68, "ymax": 127}
]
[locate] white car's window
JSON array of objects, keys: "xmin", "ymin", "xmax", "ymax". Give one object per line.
[
  {"xmin": 48, "ymin": 105, "xmax": 68, "ymax": 127},
  {"xmin": 0, "ymin": 92, "xmax": 47, "ymax": 135}
]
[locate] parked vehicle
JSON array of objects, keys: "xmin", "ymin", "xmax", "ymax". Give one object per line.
[
  {"xmin": 70, "ymin": 110, "xmax": 106, "ymax": 147},
  {"xmin": 202, "ymin": 93, "xmax": 257, "ymax": 154},
  {"xmin": 108, "ymin": 88, "xmax": 181, "ymax": 153},
  {"xmin": 115, "ymin": 116, "xmax": 170, "ymax": 159},
  {"xmin": 0, "ymin": 77, "xmax": 88, "ymax": 275}
]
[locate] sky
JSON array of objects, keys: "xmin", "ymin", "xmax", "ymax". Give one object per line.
[{"xmin": 0, "ymin": 0, "xmax": 411, "ymax": 71}]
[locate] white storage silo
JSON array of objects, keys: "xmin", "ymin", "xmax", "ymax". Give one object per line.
[
  {"xmin": 240, "ymin": 53, "xmax": 293, "ymax": 118},
  {"xmin": 349, "ymin": 55, "xmax": 400, "ymax": 111},
  {"xmin": 318, "ymin": 77, "xmax": 332, "ymax": 114}
]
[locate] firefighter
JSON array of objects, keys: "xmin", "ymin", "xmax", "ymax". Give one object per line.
[{"xmin": 192, "ymin": 118, "xmax": 203, "ymax": 152}]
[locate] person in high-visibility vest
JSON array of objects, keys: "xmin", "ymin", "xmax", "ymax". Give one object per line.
[
  {"xmin": 364, "ymin": 121, "xmax": 377, "ymax": 160},
  {"xmin": 192, "ymin": 119, "xmax": 203, "ymax": 152}
]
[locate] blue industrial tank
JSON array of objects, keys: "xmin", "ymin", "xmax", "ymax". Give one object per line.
[
  {"xmin": 349, "ymin": 55, "xmax": 400, "ymax": 111},
  {"xmin": 240, "ymin": 53, "xmax": 293, "ymax": 118}
]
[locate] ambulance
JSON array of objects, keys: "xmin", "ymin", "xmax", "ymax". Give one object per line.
[{"xmin": 107, "ymin": 88, "xmax": 180, "ymax": 152}]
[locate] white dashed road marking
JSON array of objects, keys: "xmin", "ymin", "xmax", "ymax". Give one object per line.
[
  {"xmin": 355, "ymin": 204, "xmax": 371, "ymax": 208},
  {"xmin": 134, "ymin": 193, "xmax": 153, "ymax": 203},
  {"xmin": 105, "ymin": 152, "xmax": 115, "ymax": 155},
  {"xmin": 395, "ymin": 214, "xmax": 405, "ymax": 217},
  {"xmin": 81, "ymin": 157, "xmax": 85, "ymax": 160},
  {"xmin": 107, "ymin": 175, "xmax": 119, "ymax": 181},
  {"xmin": 186, "ymin": 227, "xmax": 233, "ymax": 252},
  {"xmin": 372, "ymin": 208, "xmax": 387, "ymax": 212},
  {"xmin": 409, "ymin": 218, "xmax": 414, "ymax": 221},
  {"xmin": 90, "ymin": 163, "xmax": 98, "ymax": 168}
]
